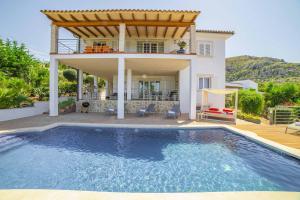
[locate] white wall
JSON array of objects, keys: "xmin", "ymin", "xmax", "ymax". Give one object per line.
[
  {"xmin": 0, "ymin": 102, "xmax": 49, "ymax": 122},
  {"xmin": 232, "ymin": 80, "xmax": 258, "ymax": 91},
  {"xmin": 179, "ymin": 33, "xmax": 228, "ymax": 113},
  {"xmin": 0, "ymin": 97, "xmax": 75, "ymax": 122}
]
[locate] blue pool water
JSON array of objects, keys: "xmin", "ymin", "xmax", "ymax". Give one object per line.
[{"xmin": 0, "ymin": 126, "xmax": 299, "ymax": 192}]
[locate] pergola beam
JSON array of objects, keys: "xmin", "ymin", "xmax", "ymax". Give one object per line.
[
  {"xmin": 180, "ymin": 27, "xmax": 189, "ymax": 38},
  {"xmin": 180, "ymin": 15, "xmax": 197, "ymax": 38},
  {"xmin": 126, "ymin": 27, "xmax": 131, "ymax": 37},
  {"xmin": 57, "ymin": 14, "xmax": 68, "ymax": 22},
  {"xmin": 104, "ymin": 26, "xmax": 114, "ymax": 37},
  {"xmin": 172, "ymin": 15, "xmax": 184, "ymax": 38},
  {"xmin": 93, "ymin": 26, "xmax": 106, "ymax": 37},
  {"xmin": 70, "ymin": 14, "xmax": 80, "ymax": 22},
  {"xmin": 131, "ymin": 13, "xmax": 139, "ymax": 37},
  {"xmin": 82, "ymin": 14, "xmax": 91, "ymax": 22},
  {"xmin": 145, "ymin": 13, "xmax": 148, "ymax": 38},
  {"xmin": 73, "ymin": 27, "xmax": 89, "ymax": 37},
  {"xmin": 53, "ymin": 20, "xmax": 194, "ymax": 27},
  {"xmin": 113, "ymin": 26, "xmax": 119, "ymax": 33},
  {"xmin": 95, "ymin": 14, "xmax": 102, "ymax": 21},
  {"xmin": 155, "ymin": 14, "xmax": 159, "ymax": 37},
  {"xmin": 107, "ymin": 13, "xmax": 113, "ymax": 21},
  {"xmin": 84, "ymin": 27, "xmax": 98, "ymax": 37},
  {"xmin": 163, "ymin": 27, "xmax": 168, "ymax": 38},
  {"xmin": 118, "ymin": 13, "xmax": 130, "ymax": 37}
]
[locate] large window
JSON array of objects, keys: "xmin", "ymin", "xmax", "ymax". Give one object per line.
[
  {"xmin": 198, "ymin": 41, "xmax": 213, "ymax": 57},
  {"xmin": 137, "ymin": 41, "xmax": 164, "ymax": 53},
  {"xmin": 138, "ymin": 80, "xmax": 161, "ymax": 99},
  {"xmin": 198, "ymin": 77, "xmax": 211, "ymax": 89}
]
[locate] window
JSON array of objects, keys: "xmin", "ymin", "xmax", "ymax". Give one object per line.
[
  {"xmin": 137, "ymin": 41, "xmax": 164, "ymax": 53},
  {"xmin": 143, "ymin": 43, "xmax": 150, "ymax": 53},
  {"xmin": 198, "ymin": 77, "xmax": 211, "ymax": 89},
  {"xmin": 198, "ymin": 41, "xmax": 213, "ymax": 57}
]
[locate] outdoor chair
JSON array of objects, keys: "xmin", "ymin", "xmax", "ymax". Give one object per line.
[
  {"xmin": 137, "ymin": 104, "xmax": 155, "ymax": 117},
  {"xmin": 285, "ymin": 122, "xmax": 300, "ymax": 134},
  {"xmin": 166, "ymin": 104, "xmax": 181, "ymax": 119},
  {"xmin": 105, "ymin": 106, "xmax": 117, "ymax": 115}
]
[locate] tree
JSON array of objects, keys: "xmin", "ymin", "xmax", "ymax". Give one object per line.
[
  {"xmin": 238, "ymin": 90, "xmax": 264, "ymax": 115},
  {"xmin": 63, "ymin": 69, "xmax": 77, "ymax": 82}
]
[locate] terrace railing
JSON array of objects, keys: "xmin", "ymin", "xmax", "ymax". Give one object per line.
[{"xmin": 57, "ymin": 39, "xmax": 80, "ymax": 54}]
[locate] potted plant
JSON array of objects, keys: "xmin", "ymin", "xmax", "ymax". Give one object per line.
[{"xmin": 177, "ymin": 41, "xmax": 187, "ymax": 54}]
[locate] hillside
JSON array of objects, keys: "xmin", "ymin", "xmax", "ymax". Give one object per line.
[{"xmin": 226, "ymin": 56, "xmax": 300, "ymax": 83}]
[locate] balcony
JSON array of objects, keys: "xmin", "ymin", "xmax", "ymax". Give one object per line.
[{"xmin": 56, "ymin": 38, "xmax": 191, "ymax": 55}]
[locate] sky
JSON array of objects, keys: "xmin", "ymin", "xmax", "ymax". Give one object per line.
[{"xmin": 0, "ymin": 0, "xmax": 300, "ymax": 62}]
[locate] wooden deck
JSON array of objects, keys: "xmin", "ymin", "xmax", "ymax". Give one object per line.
[{"xmin": 234, "ymin": 123, "xmax": 300, "ymax": 149}]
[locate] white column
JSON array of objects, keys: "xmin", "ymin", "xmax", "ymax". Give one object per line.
[
  {"xmin": 126, "ymin": 69, "xmax": 132, "ymax": 100},
  {"xmin": 49, "ymin": 57, "xmax": 58, "ymax": 116},
  {"xmin": 105, "ymin": 80, "xmax": 109, "ymax": 97},
  {"xmin": 117, "ymin": 57, "xmax": 125, "ymax": 119},
  {"xmin": 94, "ymin": 76, "xmax": 98, "ymax": 99},
  {"xmin": 190, "ymin": 25, "xmax": 196, "ymax": 54},
  {"xmin": 77, "ymin": 69, "xmax": 83, "ymax": 100},
  {"xmin": 119, "ymin": 23, "xmax": 126, "ymax": 52},
  {"xmin": 189, "ymin": 58, "xmax": 197, "ymax": 119},
  {"xmin": 50, "ymin": 24, "xmax": 58, "ymax": 54}
]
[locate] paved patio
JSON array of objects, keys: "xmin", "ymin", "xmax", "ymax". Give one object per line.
[{"xmin": 0, "ymin": 112, "xmax": 299, "ymax": 149}]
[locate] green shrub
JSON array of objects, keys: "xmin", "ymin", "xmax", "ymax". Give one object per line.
[
  {"xmin": 264, "ymin": 82, "xmax": 300, "ymax": 107},
  {"xmin": 84, "ymin": 75, "xmax": 94, "ymax": 85},
  {"xmin": 237, "ymin": 112, "xmax": 261, "ymax": 124},
  {"xmin": 238, "ymin": 90, "xmax": 264, "ymax": 115},
  {"xmin": 63, "ymin": 69, "xmax": 77, "ymax": 82},
  {"xmin": 58, "ymin": 98, "xmax": 75, "ymax": 109},
  {"xmin": 59, "ymin": 81, "xmax": 77, "ymax": 96}
]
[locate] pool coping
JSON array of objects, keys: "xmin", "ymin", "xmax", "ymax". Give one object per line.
[
  {"xmin": 1, "ymin": 122, "xmax": 300, "ymax": 159},
  {"xmin": 1, "ymin": 123, "xmax": 300, "ymax": 200},
  {"xmin": 0, "ymin": 190, "xmax": 299, "ymax": 200}
]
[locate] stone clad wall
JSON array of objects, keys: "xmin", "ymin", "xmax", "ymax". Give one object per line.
[{"xmin": 76, "ymin": 100, "xmax": 179, "ymax": 113}]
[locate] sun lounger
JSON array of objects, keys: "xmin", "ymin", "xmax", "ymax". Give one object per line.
[
  {"xmin": 166, "ymin": 104, "xmax": 181, "ymax": 119},
  {"xmin": 137, "ymin": 104, "xmax": 155, "ymax": 117},
  {"xmin": 285, "ymin": 122, "xmax": 300, "ymax": 134},
  {"xmin": 201, "ymin": 107, "xmax": 235, "ymax": 121}
]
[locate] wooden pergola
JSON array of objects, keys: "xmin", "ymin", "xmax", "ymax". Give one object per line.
[{"xmin": 41, "ymin": 9, "xmax": 200, "ymax": 39}]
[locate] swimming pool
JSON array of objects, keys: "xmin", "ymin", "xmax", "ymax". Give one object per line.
[{"xmin": 0, "ymin": 126, "xmax": 299, "ymax": 192}]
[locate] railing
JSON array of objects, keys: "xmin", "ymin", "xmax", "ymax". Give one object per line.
[
  {"xmin": 56, "ymin": 39, "xmax": 191, "ymax": 55},
  {"xmin": 82, "ymin": 89, "xmax": 179, "ymax": 101},
  {"xmin": 57, "ymin": 39, "xmax": 80, "ymax": 54},
  {"xmin": 269, "ymin": 106, "xmax": 300, "ymax": 124}
]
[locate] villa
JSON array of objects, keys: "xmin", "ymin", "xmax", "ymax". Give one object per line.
[{"xmin": 42, "ymin": 9, "xmax": 234, "ymax": 119}]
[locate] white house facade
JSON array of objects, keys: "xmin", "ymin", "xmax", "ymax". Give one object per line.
[
  {"xmin": 42, "ymin": 9, "xmax": 234, "ymax": 120},
  {"xmin": 230, "ymin": 80, "xmax": 258, "ymax": 91}
]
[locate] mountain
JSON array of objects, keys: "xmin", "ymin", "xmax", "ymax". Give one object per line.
[{"xmin": 226, "ymin": 55, "xmax": 300, "ymax": 83}]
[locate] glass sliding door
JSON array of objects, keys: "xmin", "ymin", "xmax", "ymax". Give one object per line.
[
  {"xmin": 138, "ymin": 80, "xmax": 161, "ymax": 100},
  {"xmin": 137, "ymin": 41, "xmax": 164, "ymax": 53}
]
